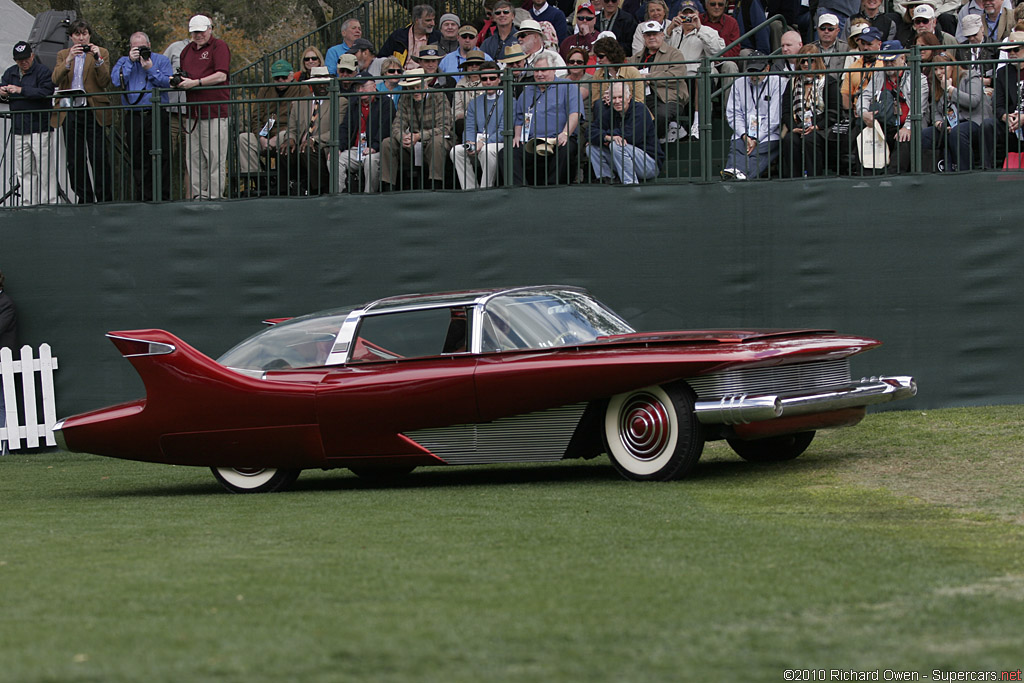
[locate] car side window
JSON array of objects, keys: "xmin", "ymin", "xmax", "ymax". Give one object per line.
[{"xmin": 349, "ymin": 307, "xmax": 470, "ymax": 363}]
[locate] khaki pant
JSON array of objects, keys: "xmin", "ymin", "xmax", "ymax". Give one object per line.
[
  {"xmin": 450, "ymin": 142, "xmax": 503, "ymax": 190},
  {"xmin": 185, "ymin": 116, "xmax": 230, "ymax": 199},
  {"xmin": 380, "ymin": 135, "xmax": 451, "ymax": 185}
]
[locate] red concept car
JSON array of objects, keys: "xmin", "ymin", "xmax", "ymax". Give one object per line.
[{"xmin": 55, "ymin": 286, "xmax": 917, "ymax": 493}]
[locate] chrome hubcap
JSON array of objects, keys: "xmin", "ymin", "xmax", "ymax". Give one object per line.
[{"xmin": 619, "ymin": 393, "xmax": 670, "ymax": 460}]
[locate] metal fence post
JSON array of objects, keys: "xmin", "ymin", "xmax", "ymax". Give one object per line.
[
  {"xmin": 698, "ymin": 58, "xmax": 713, "ymax": 182},
  {"xmin": 502, "ymin": 67, "xmax": 514, "ymax": 187},
  {"xmin": 328, "ymin": 78, "xmax": 340, "ymax": 194},
  {"xmin": 908, "ymin": 46, "xmax": 922, "ymax": 174},
  {"xmin": 151, "ymin": 87, "xmax": 163, "ymax": 203}
]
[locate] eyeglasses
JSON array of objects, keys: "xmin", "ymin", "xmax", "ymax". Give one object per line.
[
  {"xmin": 386, "ymin": 68, "xmax": 403, "ymax": 74},
  {"xmin": 460, "ymin": 33, "xmax": 475, "ymax": 38},
  {"xmin": 273, "ymin": 75, "xmax": 290, "ymax": 81},
  {"xmin": 494, "ymin": 8, "xmax": 512, "ymax": 14},
  {"xmin": 819, "ymin": 25, "xmax": 837, "ymax": 31},
  {"xmin": 913, "ymin": 17, "xmax": 930, "ymax": 24},
  {"xmin": 303, "ymin": 56, "xmax": 319, "ymax": 62},
  {"xmin": 800, "ymin": 59, "xmax": 811, "ymax": 67},
  {"xmin": 567, "ymin": 59, "xmax": 587, "ymax": 64},
  {"xmin": 1007, "ymin": 47, "xmax": 1023, "ymax": 54},
  {"xmin": 594, "ymin": 52, "xmax": 606, "ymax": 59},
  {"xmin": 707, "ymin": 1, "xmax": 726, "ymax": 6},
  {"xmin": 577, "ymin": 15, "xmax": 595, "ymax": 20},
  {"xmin": 480, "ymin": 75, "xmax": 500, "ymax": 81}
]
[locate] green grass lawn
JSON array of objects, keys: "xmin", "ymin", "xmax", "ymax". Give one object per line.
[{"xmin": 2, "ymin": 406, "xmax": 1022, "ymax": 682}]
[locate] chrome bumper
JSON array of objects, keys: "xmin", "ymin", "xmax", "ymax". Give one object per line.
[
  {"xmin": 52, "ymin": 419, "xmax": 68, "ymax": 452},
  {"xmin": 694, "ymin": 376, "xmax": 917, "ymax": 425}
]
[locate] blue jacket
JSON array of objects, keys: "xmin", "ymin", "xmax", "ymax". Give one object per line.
[
  {"xmin": 338, "ymin": 92, "xmax": 396, "ymax": 151},
  {"xmin": 111, "ymin": 52, "xmax": 173, "ymax": 108},
  {"xmin": 1, "ymin": 61, "xmax": 54, "ymax": 134},
  {"xmin": 463, "ymin": 92, "xmax": 506, "ymax": 144},
  {"xmin": 588, "ymin": 98, "xmax": 663, "ymax": 168}
]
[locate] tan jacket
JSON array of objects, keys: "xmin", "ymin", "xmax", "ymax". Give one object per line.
[
  {"xmin": 629, "ymin": 43, "xmax": 690, "ymax": 106},
  {"xmin": 246, "ymin": 83, "xmax": 307, "ymax": 133},
  {"xmin": 282, "ymin": 96, "xmax": 336, "ymax": 147},
  {"xmin": 51, "ymin": 46, "xmax": 114, "ymax": 127},
  {"xmin": 391, "ymin": 91, "xmax": 452, "ymax": 144}
]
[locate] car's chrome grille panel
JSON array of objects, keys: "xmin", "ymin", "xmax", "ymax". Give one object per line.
[
  {"xmin": 404, "ymin": 403, "xmax": 587, "ymax": 465},
  {"xmin": 686, "ymin": 359, "xmax": 851, "ymax": 399}
]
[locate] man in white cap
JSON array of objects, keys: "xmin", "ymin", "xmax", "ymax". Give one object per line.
[
  {"xmin": 813, "ymin": 13, "xmax": 847, "ymax": 71},
  {"xmin": 629, "ymin": 21, "xmax": 689, "ymax": 142},
  {"xmin": 174, "ymin": 14, "xmax": 232, "ymax": 199},
  {"xmin": 910, "ymin": 4, "xmax": 957, "ymax": 50},
  {"xmin": 956, "ymin": 14, "xmax": 996, "ymax": 79},
  {"xmin": 517, "ymin": 19, "xmax": 567, "ymax": 76},
  {"xmin": 955, "ymin": 0, "xmax": 1013, "ymax": 43}
]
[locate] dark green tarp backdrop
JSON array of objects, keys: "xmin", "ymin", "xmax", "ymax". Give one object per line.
[{"xmin": 2, "ymin": 174, "xmax": 1021, "ymax": 416}]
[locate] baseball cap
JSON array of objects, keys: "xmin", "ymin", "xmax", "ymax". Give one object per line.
[
  {"xmin": 350, "ymin": 38, "xmax": 375, "ymax": 52},
  {"xmin": 189, "ymin": 14, "xmax": 212, "ymax": 32},
  {"xmin": 641, "ymin": 20, "xmax": 663, "ymax": 33},
  {"xmin": 337, "ymin": 53, "xmax": 358, "ymax": 72},
  {"xmin": 817, "ymin": 13, "xmax": 839, "ymax": 27},
  {"xmin": 912, "ymin": 4, "xmax": 935, "ymax": 20},
  {"xmin": 878, "ymin": 40, "xmax": 904, "ymax": 60},
  {"xmin": 960, "ymin": 14, "xmax": 983, "ymax": 37},
  {"xmin": 857, "ymin": 26, "xmax": 884, "ymax": 43},
  {"xmin": 270, "ymin": 59, "xmax": 293, "ymax": 78},
  {"xmin": 12, "ymin": 41, "xmax": 31, "ymax": 60}
]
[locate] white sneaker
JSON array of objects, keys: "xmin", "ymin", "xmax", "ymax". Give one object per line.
[
  {"xmin": 665, "ymin": 121, "xmax": 679, "ymax": 143},
  {"xmin": 689, "ymin": 122, "xmax": 700, "ymax": 140},
  {"xmin": 720, "ymin": 167, "xmax": 746, "ymax": 181}
]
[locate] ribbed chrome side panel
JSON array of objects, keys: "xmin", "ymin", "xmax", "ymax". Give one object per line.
[
  {"xmin": 404, "ymin": 403, "xmax": 588, "ymax": 465},
  {"xmin": 686, "ymin": 359, "xmax": 851, "ymax": 399}
]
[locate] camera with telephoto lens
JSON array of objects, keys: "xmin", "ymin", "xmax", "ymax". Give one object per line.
[
  {"xmin": 138, "ymin": 45, "xmax": 151, "ymax": 60},
  {"xmin": 169, "ymin": 69, "xmax": 190, "ymax": 87}
]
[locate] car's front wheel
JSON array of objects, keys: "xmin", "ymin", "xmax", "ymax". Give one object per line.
[
  {"xmin": 211, "ymin": 467, "xmax": 300, "ymax": 493},
  {"xmin": 727, "ymin": 431, "xmax": 815, "ymax": 462},
  {"xmin": 604, "ymin": 383, "xmax": 705, "ymax": 481}
]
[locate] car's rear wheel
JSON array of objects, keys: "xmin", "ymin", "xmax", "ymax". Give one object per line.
[
  {"xmin": 727, "ymin": 431, "xmax": 816, "ymax": 462},
  {"xmin": 604, "ymin": 383, "xmax": 704, "ymax": 481},
  {"xmin": 211, "ymin": 467, "xmax": 300, "ymax": 493}
]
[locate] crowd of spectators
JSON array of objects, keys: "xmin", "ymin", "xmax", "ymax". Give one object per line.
[{"xmin": 2, "ymin": 0, "xmax": 1024, "ymax": 203}]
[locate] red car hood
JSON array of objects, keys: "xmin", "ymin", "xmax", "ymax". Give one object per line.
[{"xmin": 597, "ymin": 329, "xmax": 838, "ymax": 344}]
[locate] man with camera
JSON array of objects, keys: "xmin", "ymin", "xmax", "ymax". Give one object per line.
[
  {"xmin": 0, "ymin": 41, "xmax": 56, "ymax": 205},
  {"xmin": 52, "ymin": 20, "xmax": 114, "ymax": 203},
  {"xmin": 111, "ymin": 32, "xmax": 173, "ymax": 201},
  {"xmin": 173, "ymin": 14, "xmax": 232, "ymax": 199},
  {"xmin": 665, "ymin": 1, "xmax": 726, "ymax": 140}
]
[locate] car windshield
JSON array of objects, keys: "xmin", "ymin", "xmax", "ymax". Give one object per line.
[
  {"xmin": 480, "ymin": 291, "xmax": 633, "ymax": 352},
  {"xmin": 218, "ymin": 307, "xmax": 355, "ymax": 371}
]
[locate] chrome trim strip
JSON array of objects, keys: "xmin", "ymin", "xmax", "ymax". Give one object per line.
[
  {"xmin": 106, "ymin": 334, "xmax": 176, "ymax": 357},
  {"xmin": 404, "ymin": 403, "xmax": 588, "ymax": 465},
  {"xmin": 325, "ymin": 309, "xmax": 364, "ymax": 366},
  {"xmin": 694, "ymin": 376, "xmax": 917, "ymax": 425},
  {"xmin": 687, "ymin": 359, "xmax": 851, "ymax": 399},
  {"xmin": 52, "ymin": 420, "xmax": 67, "ymax": 451}
]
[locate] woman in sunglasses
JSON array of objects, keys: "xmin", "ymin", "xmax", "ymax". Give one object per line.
[
  {"xmin": 295, "ymin": 46, "xmax": 325, "ymax": 84},
  {"xmin": 564, "ymin": 46, "xmax": 595, "ymax": 109},
  {"xmin": 376, "ymin": 57, "xmax": 405, "ymax": 105}
]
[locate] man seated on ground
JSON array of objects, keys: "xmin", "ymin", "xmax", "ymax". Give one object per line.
[
  {"xmin": 814, "ymin": 14, "xmax": 849, "ymax": 71},
  {"xmin": 380, "ymin": 69, "xmax": 453, "ymax": 189},
  {"xmin": 338, "ymin": 76, "xmax": 395, "ymax": 193},
  {"xmin": 451, "ymin": 61, "xmax": 507, "ymax": 189},
  {"xmin": 518, "ymin": 20, "xmax": 568, "ymax": 76},
  {"xmin": 380, "ymin": 4, "xmax": 443, "ymax": 68},
  {"xmin": 587, "ymin": 80, "xmax": 663, "ymax": 183},
  {"xmin": 501, "ymin": 55, "xmax": 583, "ymax": 185},
  {"xmin": 630, "ymin": 21, "xmax": 689, "ymax": 142},
  {"xmin": 722, "ymin": 52, "xmax": 787, "ymax": 180},
  {"xmin": 481, "ymin": 1, "xmax": 519, "ymax": 60},
  {"xmin": 325, "ymin": 18, "xmax": 364, "ymax": 75},
  {"xmin": 440, "ymin": 25, "xmax": 494, "ymax": 79},
  {"xmin": 666, "ymin": 0, "xmax": 725, "ymax": 139},
  {"xmin": 279, "ymin": 66, "xmax": 334, "ymax": 195},
  {"xmin": 237, "ymin": 59, "xmax": 306, "ymax": 189}
]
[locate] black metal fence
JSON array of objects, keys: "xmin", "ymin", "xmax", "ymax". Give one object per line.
[{"xmin": 1, "ymin": 43, "xmax": 1021, "ymax": 206}]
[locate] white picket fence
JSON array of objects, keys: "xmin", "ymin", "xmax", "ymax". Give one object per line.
[{"xmin": 1, "ymin": 344, "xmax": 59, "ymax": 451}]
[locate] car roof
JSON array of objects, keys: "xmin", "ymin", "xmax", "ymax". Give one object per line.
[{"xmin": 361, "ymin": 285, "xmax": 589, "ymax": 314}]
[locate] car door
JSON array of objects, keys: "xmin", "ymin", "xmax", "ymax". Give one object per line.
[{"xmin": 315, "ymin": 306, "xmax": 480, "ymax": 459}]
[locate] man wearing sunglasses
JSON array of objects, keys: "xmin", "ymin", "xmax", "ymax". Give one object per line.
[
  {"xmin": 993, "ymin": 31, "xmax": 1024, "ymax": 167},
  {"xmin": 907, "ymin": 4, "xmax": 956, "ymax": 50},
  {"xmin": 700, "ymin": 0, "xmax": 740, "ymax": 59},
  {"xmin": 596, "ymin": 0, "xmax": 638, "ymax": 56},
  {"xmin": 441, "ymin": 26, "xmax": 495, "ymax": 79},
  {"xmin": 813, "ymin": 14, "xmax": 848, "ymax": 71},
  {"xmin": 451, "ymin": 62, "xmax": 507, "ymax": 189},
  {"xmin": 559, "ymin": 2, "xmax": 600, "ymax": 57},
  {"xmin": 237, "ymin": 59, "xmax": 305, "ymax": 189},
  {"xmin": 481, "ymin": 1, "xmax": 519, "ymax": 59}
]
